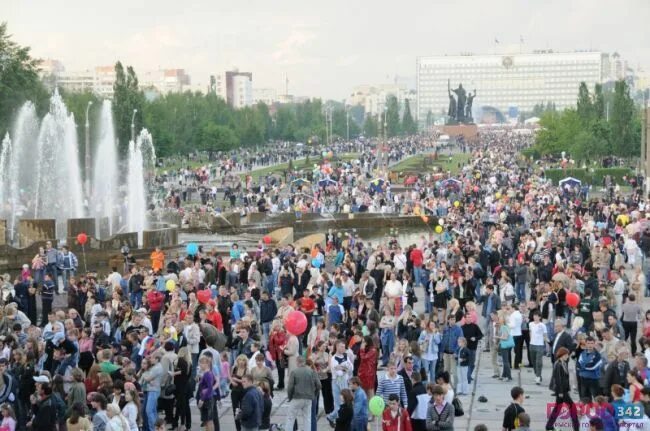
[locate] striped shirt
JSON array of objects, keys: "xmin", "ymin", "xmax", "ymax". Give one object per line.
[{"xmin": 377, "ymin": 374, "xmax": 407, "ymax": 406}]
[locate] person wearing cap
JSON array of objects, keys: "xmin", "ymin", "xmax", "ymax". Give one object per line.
[
  {"xmin": 28, "ymin": 381, "xmax": 57, "ymax": 431},
  {"xmin": 546, "ymin": 346, "xmax": 579, "ymax": 431}
]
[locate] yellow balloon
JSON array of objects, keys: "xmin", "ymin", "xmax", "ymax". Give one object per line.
[
  {"xmin": 165, "ymin": 279, "xmax": 176, "ymax": 292},
  {"xmin": 435, "ymin": 225, "xmax": 443, "ymax": 234},
  {"xmin": 454, "ymin": 201, "xmax": 460, "ymax": 208},
  {"xmin": 495, "ymin": 192, "xmax": 502, "ymax": 199}
]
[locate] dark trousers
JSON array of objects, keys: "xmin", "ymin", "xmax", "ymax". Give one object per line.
[
  {"xmin": 521, "ymin": 329, "xmax": 532, "ymax": 366},
  {"xmin": 40, "ymin": 299, "xmax": 53, "ymax": 326},
  {"xmin": 546, "ymin": 393, "xmax": 579, "ymax": 431},
  {"xmin": 321, "ymin": 375, "xmax": 334, "ymax": 415},
  {"xmin": 412, "ymin": 419, "xmax": 426, "ymax": 431},
  {"xmin": 579, "ymin": 377, "xmax": 600, "ymax": 401},
  {"xmin": 623, "ymin": 320, "xmax": 638, "ymax": 355},
  {"xmin": 151, "ymin": 310, "xmax": 161, "ymax": 333},
  {"xmin": 173, "ymin": 387, "xmax": 191, "ymax": 428},
  {"xmin": 231, "ymin": 389, "xmax": 243, "ymax": 431},
  {"xmin": 513, "ymin": 335, "xmax": 523, "ymax": 368},
  {"xmin": 275, "ymin": 361, "xmax": 285, "ymax": 388}
]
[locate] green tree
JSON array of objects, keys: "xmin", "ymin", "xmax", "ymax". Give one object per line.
[
  {"xmin": 363, "ymin": 114, "xmax": 378, "ymax": 137},
  {"xmin": 576, "ymin": 82, "xmax": 593, "ymax": 125},
  {"xmin": 593, "ymin": 83, "xmax": 605, "ymax": 120},
  {"xmin": 610, "ymin": 79, "xmax": 637, "ymax": 157},
  {"xmin": 60, "ymin": 89, "xmax": 100, "ymax": 161},
  {"xmin": 0, "ymin": 22, "xmax": 48, "ymax": 136},
  {"xmin": 385, "ymin": 95, "xmax": 401, "ymax": 137},
  {"xmin": 426, "ymin": 110, "xmax": 434, "ymax": 128},
  {"xmin": 198, "ymin": 122, "xmax": 239, "ymax": 155},
  {"xmin": 401, "ymin": 99, "xmax": 417, "ymax": 135},
  {"xmin": 112, "ymin": 61, "xmax": 145, "ymax": 154}
]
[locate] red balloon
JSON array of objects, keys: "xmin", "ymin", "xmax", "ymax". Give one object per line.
[
  {"xmin": 566, "ymin": 292, "xmax": 580, "ymax": 308},
  {"xmin": 284, "ymin": 310, "xmax": 308, "ymax": 336},
  {"xmin": 77, "ymin": 233, "xmax": 88, "ymax": 245},
  {"xmin": 263, "ymin": 235, "xmax": 272, "ymax": 245},
  {"xmin": 197, "ymin": 289, "xmax": 211, "ymax": 304}
]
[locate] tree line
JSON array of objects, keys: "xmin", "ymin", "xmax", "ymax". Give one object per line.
[{"xmin": 532, "ymin": 81, "xmax": 641, "ymax": 160}]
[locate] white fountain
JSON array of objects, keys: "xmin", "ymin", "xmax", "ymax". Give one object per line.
[
  {"xmin": 0, "ymin": 90, "xmax": 155, "ymax": 245},
  {"xmin": 91, "ymin": 100, "xmax": 119, "ymax": 236},
  {"xmin": 34, "ymin": 90, "xmax": 85, "ymax": 222},
  {"xmin": 126, "ymin": 128, "xmax": 155, "ymax": 241}
]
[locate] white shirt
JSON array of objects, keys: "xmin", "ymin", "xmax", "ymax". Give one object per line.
[
  {"xmin": 508, "ymin": 310, "xmax": 523, "ymax": 337},
  {"xmin": 529, "ymin": 321, "xmax": 548, "ymax": 346},
  {"xmin": 393, "ymin": 253, "xmax": 407, "ymax": 271}
]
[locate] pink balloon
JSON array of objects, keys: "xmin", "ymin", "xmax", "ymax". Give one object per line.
[{"xmin": 284, "ymin": 311, "xmax": 308, "ymax": 336}]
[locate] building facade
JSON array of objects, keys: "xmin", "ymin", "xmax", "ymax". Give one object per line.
[
  {"xmin": 212, "ymin": 70, "xmax": 253, "ymax": 108},
  {"xmin": 416, "ymin": 51, "xmax": 605, "ymax": 125},
  {"xmin": 252, "ymin": 88, "xmax": 277, "ymax": 105},
  {"xmin": 347, "ymin": 84, "xmax": 416, "ymax": 118},
  {"xmin": 141, "ymin": 69, "xmax": 191, "ymax": 94}
]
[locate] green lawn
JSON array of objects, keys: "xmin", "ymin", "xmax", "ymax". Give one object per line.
[
  {"xmin": 243, "ymin": 153, "xmax": 360, "ymax": 180},
  {"xmin": 390, "ymin": 153, "xmax": 471, "ymax": 177}
]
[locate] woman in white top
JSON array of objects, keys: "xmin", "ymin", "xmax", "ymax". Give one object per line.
[
  {"xmin": 106, "ymin": 403, "xmax": 130, "ymax": 431},
  {"xmin": 121, "ymin": 388, "xmax": 141, "ymax": 431}
]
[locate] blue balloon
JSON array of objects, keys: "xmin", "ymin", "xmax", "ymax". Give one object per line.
[
  {"xmin": 186, "ymin": 243, "xmax": 199, "ymax": 256},
  {"xmin": 311, "ymin": 258, "xmax": 320, "ymax": 268}
]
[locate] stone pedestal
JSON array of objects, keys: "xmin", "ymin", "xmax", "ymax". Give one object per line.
[
  {"xmin": 441, "ymin": 124, "xmax": 478, "ymax": 141},
  {"xmin": 18, "ymin": 219, "xmax": 56, "ymax": 248},
  {"xmin": 98, "ymin": 217, "xmax": 111, "ymax": 239},
  {"xmin": 67, "ymin": 218, "xmax": 96, "ymax": 239},
  {"xmin": 0, "ymin": 220, "xmax": 6, "ymax": 246}
]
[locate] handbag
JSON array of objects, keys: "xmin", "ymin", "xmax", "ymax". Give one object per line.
[
  {"xmin": 162, "ymin": 360, "xmax": 176, "ymax": 397},
  {"xmin": 452, "ymin": 397, "xmax": 464, "ymax": 417},
  {"xmin": 500, "ymin": 334, "xmax": 515, "ymax": 349}
]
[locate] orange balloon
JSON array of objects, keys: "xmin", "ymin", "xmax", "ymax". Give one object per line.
[{"xmin": 421, "ymin": 215, "xmax": 429, "ymax": 223}]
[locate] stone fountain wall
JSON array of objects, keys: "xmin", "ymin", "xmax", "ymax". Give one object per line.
[{"xmin": 0, "ymin": 218, "xmax": 179, "ymax": 275}]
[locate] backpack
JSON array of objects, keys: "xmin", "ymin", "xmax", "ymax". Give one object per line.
[{"xmin": 328, "ymin": 304, "xmax": 342, "ymax": 325}]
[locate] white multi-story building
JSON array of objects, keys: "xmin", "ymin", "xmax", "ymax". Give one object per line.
[
  {"xmin": 252, "ymin": 88, "xmax": 277, "ymax": 105},
  {"xmin": 53, "ymin": 65, "xmax": 116, "ymax": 98},
  {"xmin": 416, "ymin": 51, "xmax": 605, "ymax": 125},
  {"xmin": 347, "ymin": 84, "xmax": 416, "ymax": 118},
  {"xmin": 211, "ymin": 70, "xmax": 253, "ymax": 108},
  {"xmin": 141, "ymin": 69, "xmax": 191, "ymax": 94}
]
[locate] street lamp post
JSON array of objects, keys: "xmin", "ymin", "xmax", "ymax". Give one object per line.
[
  {"xmin": 84, "ymin": 101, "xmax": 93, "ymax": 201},
  {"xmin": 131, "ymin": 109, "xmax": 138, "ymax": 142},
  {"xmin": 346, "ymin": 108, "xmax": 350, "ymax": 141}
]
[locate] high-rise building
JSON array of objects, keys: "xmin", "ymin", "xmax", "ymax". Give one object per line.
[
  {"xmin": 212, "ymin": 70, "xmax": 253, "ymax": 108},
  {"xmin": 52, "ymin": 65, "xmax": 116, "ymax": 98},
  {"xmin": 252, "ymin": 88, "xmax": 277, "ymax": 105},
  {"xmin": 141, "ymin": 69, "xmax": 191, "ymax": 94},
  {"xmin": 347, "ymin": 84, "xmax": 416, "ymax": 118},
  {"xmin": 416, "ymin": 51, "xmax": 606, "ymax": 125}
]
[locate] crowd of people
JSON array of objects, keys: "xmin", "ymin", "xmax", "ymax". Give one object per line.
[{"xmin": 1, "ymin": 128, "xmax": 649, "ymax": 431}]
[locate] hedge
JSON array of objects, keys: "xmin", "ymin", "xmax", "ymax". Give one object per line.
[{"xmin": 543, "ymin": 168, "xmax": 634, "ymax": 186}]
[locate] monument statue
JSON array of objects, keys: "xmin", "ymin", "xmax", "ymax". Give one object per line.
[
  {"xmin": 446, "ymin": 80, "xmax": 476, "ymax": 124},
  {"xmin": 447, "ymin": 81, "xmax": 457, "ymax": 120},
  {"xmin": 452, "ymin": 83, "xmax": 467, "ymax": 123},
  {"xmin": 466, "ymin": 90, "xmax": 476, "ymax": 122}
]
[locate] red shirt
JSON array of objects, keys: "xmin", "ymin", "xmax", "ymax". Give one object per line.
[
  {"xmin": 410, "ymin": 249, "xmax": 424, "ymax": 267},
  {"xmin": 207, "ymin": 310, "xmax": 223, "ymax": 331},
  {"xmin": 382, "ymin": 407, "xmax": 413, "ymax": 431},
  {"xmin": 300, "ymin": 298, "xmax": 316, "ymax": 315},
  {"xmin": 147, "ymin": 290, "xmax": 165, "ymax": 312}
]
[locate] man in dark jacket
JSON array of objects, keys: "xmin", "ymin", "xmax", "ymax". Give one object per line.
[
  {"xmin": 29, "ymin": 382, "xmax": 57, "ymax": 431},
  {"xmin": 601, "ymin": 350, "xmax": 630, "ymax": 400},
  {"xmin": 546, "ymin": 347, "xmax": 579, "ymax": 431},
  {"xmin": 407, "ymin": 372, "xmax": 428, "ymax": 430},
  {"xmin": 259, "ymin": 290, "xmax": 277, "ymax": 348},
  {"xmin": 238, "ymin": 374, "xmax": 263, "ymax": 431}
]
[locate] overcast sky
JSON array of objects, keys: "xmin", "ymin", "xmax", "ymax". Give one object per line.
[{"xmin": 3, "ymin": 0, "xmax": 650, "ymax": 100}]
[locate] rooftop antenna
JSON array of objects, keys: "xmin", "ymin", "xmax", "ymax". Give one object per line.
[{"xmin": 285, "ymin": 73, "xmax": 289, "ymax": 96}]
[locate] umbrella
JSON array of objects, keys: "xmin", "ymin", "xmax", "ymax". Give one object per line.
[
  {"xmin": 292, "ymin": 178, "xmax": 311, "ymax": 187},
  {"xmin": 440, "ymin": 178, "xmax": 462, "ymax": 192},
  {"xmin": 559, "ymin": 177, "xmax": 582, "ymax": 189},
  {"xmin": 318, "ymin": 178, "xmax": 337, "ymax": 187}
]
